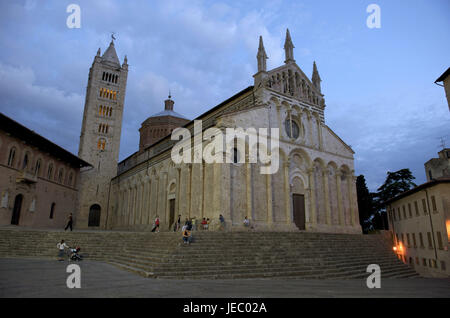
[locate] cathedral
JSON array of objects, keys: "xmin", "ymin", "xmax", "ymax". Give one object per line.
[{"xmin": 75, "ymin": 29, "xmax": 361, "ymax": 234}]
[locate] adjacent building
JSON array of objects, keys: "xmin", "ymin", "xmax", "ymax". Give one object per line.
[
  {"xmin": 435, "ymin": 67, "xmax": 450, "ymax": 111},
  {"xmin": 0, "ymin": 113, "xmax": 91, "ymax": 228},
  {"xmin": 386, "ymin": 151, "xmax": 450, "ymax": 277},
  {"xmin": 425, "ymin": 148, "xmax": 450, "ymax": 181}
]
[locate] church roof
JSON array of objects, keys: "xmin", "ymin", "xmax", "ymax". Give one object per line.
[
  {"xmin": 148, "ymin": 109, "xmax": 188, "ymax": 120},
  {"xmin": 102, "ymin": 41, "xmax": 120, "ymax": 65}
]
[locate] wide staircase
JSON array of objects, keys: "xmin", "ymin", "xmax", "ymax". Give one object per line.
[{"xmin": 0, "ymin": 227, "xmax": 419, "ymax": 279}]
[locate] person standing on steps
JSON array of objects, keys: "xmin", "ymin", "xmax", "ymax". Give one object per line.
[
  {"xmin": 64, "ymin": 213, "xmax": 73, "ymax": 231},
  {"xmin": 57, "ymin": 239, "xmax": 69, "ymax": 261},
  {"xmin": 219, "ymin": 214, "xmax": 225, "ymax": 231},
  {"xmin": 186, "ymin": 218, "xmax": 192, "ymax": 231},
  {"xmin": 174, "ymin": 215, "xmax": 181, "ymax": 232},
  {"xmin": 151, "ymin": 215, "xmax": 160, "ymax": 232},
  {"xmin": 201, "ymin": 217, "xmax": 207, "ymax": 230}
]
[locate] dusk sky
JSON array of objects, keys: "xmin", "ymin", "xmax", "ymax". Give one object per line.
[{"xmin": 0, "ymin": 0, "xmax": 449, "ymax": 191}]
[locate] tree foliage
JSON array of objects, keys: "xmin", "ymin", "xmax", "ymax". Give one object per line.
[{"xmin": 356, "ymin": 169, "xmax": 416, "ymax": 233}]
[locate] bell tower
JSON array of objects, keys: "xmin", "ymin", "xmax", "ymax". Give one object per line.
[{"xmin": 76, "ymin": 37, "xmax": 128, "ymax": 229}]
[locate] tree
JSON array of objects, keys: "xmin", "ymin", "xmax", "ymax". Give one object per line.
[
  {"xmin": 374, "ymin": 169, "xmax": 417, "ymax": 208},
  {"xmin": 371, "ymin": 168, "xmax": 417, "ymax": 230},
  {"xmin": 356, "ymin": 175, "xmax": 374, "ymax": 233}
]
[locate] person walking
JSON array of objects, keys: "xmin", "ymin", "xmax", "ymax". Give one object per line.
[
  {"xmin": 64, "ymin": 213, "xmax": 73, "ymax": 231},
  {"xmin": 57, "ymin": 239, "xmax": 69, "ymax": 261}
]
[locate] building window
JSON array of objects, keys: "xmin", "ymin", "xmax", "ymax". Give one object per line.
[
  {"xmin": 49, "ymin": 202, "xmax": 55, "ymax": 219},
  {"xmin": 419, "ymin": 232, "xmax": 424, "ymax": 248},
  {"xmin": 441, "ymin": 261, "xmax": 446, "ymax": 271},
  {"xmin": 436, "ymin": 232, "xmax": 443, "ymax": 250},
  {"xmin": 68, "ymin": 172, "xmax": 74, "ymax": 186},
  {"xmin": 232, "ymin": 148, "xmax": 239, "ymax": 164},
  {"xmin": 422, "ymin": 258, "xmax": 427, "ymax": 266},
  {"xmin": 431, "ymin": 196, "xmax": 437, "ymax": 213},
  {"xmin": 402, "ymin": 205, "xmax": 406, "ymax": 219},
  {"xmin": 35, "ymin": 159, "xmax": 41, "ymax": 176},
  {"xmin": 97, "ymin": 138, "xmax": 106, "ymax": 150},
  {"xmin": 412, "ymin": 233, "xmax": 417, "ymax": 248},
  {"xmin": 58, "ymin": 168, "xmax": 64, "ymax": 183},
  {"xmin": 422, "ymin": 199, "xmax": 427, "ymax": 215},
  {"xmin": 398, "ymin": 208, "xmax": 402, "ymax": 220},
  {"xmin": 432, "ymin": 259, "xmax": 437, "ymax": 268},
  {"xmin": 7, "ymin": 147, "xmax": 16, "ymax": 167},
  {"xmin": 22, "ymin": 153, "xmax": 29, "ymax": 170},
  {"xmin": 29, "ymin": 198, "xmax": 36, "ymax": 212},
  {"xmin": 415, "ymin": 257, "xmax": 419, "ymax": 265},
  {"xmin": 427, "ymin": 232, "xmax": 433, "ymax": 249},
  {"xmin": 47, "ymin": 164, "xmax": 53, "ymax": 180},
  {"xmin": 1, "ymin": 191, "xmax": 9, "ymax": 208},
  {"xmin": 414, "ymin": 201, "xmax": 419, "ymax": 216},
  {"xmin": 284, "ymin": 115, "xmax": 300, "ymax": 139},
  {"xmin": 428, "ymin": 170, "xmax": 433, "ymax": 180},
  {"xmin": 406, "ymin": 233, "xmax": 411, "ymax": 247},
  {"xmin": 408, "ymin": 203, "xmax": 412, "ymax": 218}
]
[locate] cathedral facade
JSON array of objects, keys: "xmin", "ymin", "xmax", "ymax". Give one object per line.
[{"xmin": 76, "ymin": 30, "xmax": 361, "ymax": 234}]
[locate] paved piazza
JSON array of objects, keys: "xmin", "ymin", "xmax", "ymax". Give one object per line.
[{"xmin": 0, "ymin": 258, "xmax": 449, "ymax": 298}]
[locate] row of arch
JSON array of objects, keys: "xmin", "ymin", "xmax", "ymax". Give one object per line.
[
  {"xmin": 97, "ymin": 138, "xmax": 107, "ymax": 150},
  {"xmin": 102, "ymin": 71, "xmax": 118, "ymax": 84},
  {"xmin": 98, "ymin": 105, "xmax": 112, "ymax": 117},
  {"xmin": 268, "ymin": 69, "xmax": 323, "ymax": 106},
  {"xmin": 109, "ymin": 144, "xmax": 357, "ymax": 231},
  {"xmin": 99, "ymin": 88, "xmax": 117, "ymax": 100},
  {"xmin": 5, "ymin": 145, "xmax": 75, "ymax": 187},
  {"xmin": 98, "ymin": 123, "xmax": 109, "ymax": 134}
]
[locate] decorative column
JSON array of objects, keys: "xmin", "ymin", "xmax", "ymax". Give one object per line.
[
  {"xmin": 266, "ymin": 171, "xmax": 273, "ymax": 225},
  {"xmin": 307, "ymin": 113, "xmax": 313, "ymax": 148},
  {"xmin": 322, "ymin": 169, "xmax": 331, "ymax": 225},
  {"xmin": 186, "ymin": 163, "xmax": 192, "ymax": 218},
  {"xmin": 176, "ymin": 166, "xmax": 181, "ymax": 218},
  {"xmin": 307, "ymin": 168, "xmax": 317, "ymax": 226},
  {"xmin": 284, "ymin": 158, "xmax": 292, "ymax": 224},
  {"xmin": 154, "ymin": 175, "xmax": 159, "ymax": 221},
  {"xmin": 336, "ymin": 171, "xmax": 344, "ymax": 226},
  {"xmin": 314, "ymin": 113, "xmax": 323, "ymax": 151},
  {"xmin": 146, "ymin": 177, "xmax": 152, "ymax": 224},
  {"xmin": 245, "ymin": 154, "xmax": 253, "ymax": 221}
]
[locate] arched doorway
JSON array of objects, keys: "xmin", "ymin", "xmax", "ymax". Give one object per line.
[
  {"xmin": 291, "ymin": 177, "xmax": 306, "ymax": 230},
  {"xmin": 11, "ymin": 194, "xmax": 23, "ymax": 225},
  {"xmin": 88, "ymin": 204, "xmax": 101, "ymax": 227}
]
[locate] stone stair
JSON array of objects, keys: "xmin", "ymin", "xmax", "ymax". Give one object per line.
[{"xmin": 0, "ymin": 227, "xmax": 419, "ymax": 279}]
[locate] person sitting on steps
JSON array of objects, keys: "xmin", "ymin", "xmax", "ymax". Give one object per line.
[{"xmin": 182, "ymin": 228, "xmax": 192, "ymax": 245}]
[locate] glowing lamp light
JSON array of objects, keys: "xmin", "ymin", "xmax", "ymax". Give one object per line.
[
  {"xmin": 393, "ymin": 246, "xmax": 397, "ymax": 252},
  {"xmin": 446, "ymin": 220, "xmax": 450, "ymax": 241}
]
